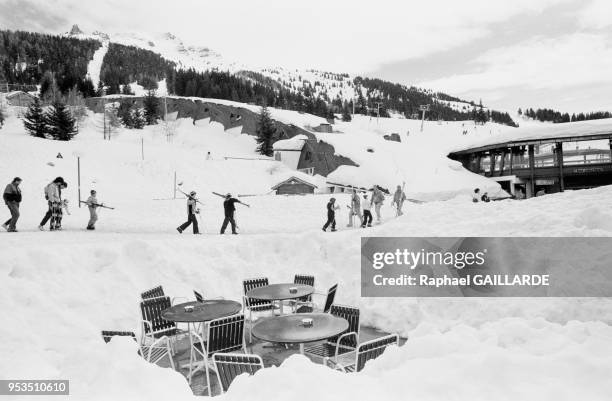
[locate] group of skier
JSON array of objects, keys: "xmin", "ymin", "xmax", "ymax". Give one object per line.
[
  {"xmin": 2, "ymin": 176, "xmax": 106, "ymax": 233},
  {"xmin": 176, "ymin": 191, "xmax": 249, "ymax": 235},
  {"xmin": 323, "ymin": 184, "xmax": 407, "ymax": 232}
]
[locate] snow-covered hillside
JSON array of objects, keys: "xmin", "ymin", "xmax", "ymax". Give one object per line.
[{"xmin": 2, "ymin": 102, "xmax": 612, "ymax": 400}]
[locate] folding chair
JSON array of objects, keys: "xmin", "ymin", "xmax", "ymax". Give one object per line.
[
  {"xmin": 331, "ymin": 334, "xmax": 399, "ymax": 372},
  {"xmin": 304, "ymin": 304, "xmax": 360, "ymax": 364},
  {"xmin": 296, "ymin": 283, "xmax": 337, "ymax": 313},
  {"xmin": 102, "ymin": 329, "xmax": 175, "ymax": 370},
  {"xmin": 191, "ymin": 314, "xmax": 246, "ymax": 395},
  {"xmin": 286, "ymin": 274, "xmax": 315, "ymax": 312},
  {"xmin": 242, "ymin": 277, "xmax": 276, "ymax": 342},
  {"xmin": 213, "ymin": 353, "xmax": 264, "ymax": 394},
  {"xmin": 141, "ymin": 285, "xmax": 165, "ymax": 300}
]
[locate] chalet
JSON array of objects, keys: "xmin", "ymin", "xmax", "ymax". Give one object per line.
[
  {"xmin": 6, "ymin": 91, "xmax": 36, "ymax": 107},
  {"xmin": 448, "ymin": 119, "xmax": 612, "ymax": 198},
  {"xmin": 271, "ymin": 176, "xmax": 318, "ymax": 195}
]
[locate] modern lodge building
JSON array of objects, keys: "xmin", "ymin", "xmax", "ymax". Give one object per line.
[{"xmin": 448, "ymin": 119, "xmax": 612, "ymax": 198}]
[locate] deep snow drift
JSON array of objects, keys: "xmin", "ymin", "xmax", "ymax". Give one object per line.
[{"xmin": 1, "ymin": 106, "xmax": 612, "ymax": 400}]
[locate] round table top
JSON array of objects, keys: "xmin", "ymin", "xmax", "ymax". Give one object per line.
[
  {"xmin": 246, "ymin": 283, "xmax": 314, "ymax": 301},
  {"xmin": 161, "ymin": 300, "xmax": 242, "ymax": 323},
  {"xmin": 251, "ymin": 313, "xmax": 349, "ymax": 344}
]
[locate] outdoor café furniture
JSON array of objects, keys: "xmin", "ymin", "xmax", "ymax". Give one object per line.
[
  {"xmin": 141, "ymin": 285, "xmax": 165, "ymax": 300},
  {"xmin": 102, "ymin": 329, "xmax": 175, "ymax": 369},
  {"xmin": 330, "ymin": 334, "xmax": 399, "ymax": 373},
  {"xmin": 303, "ymin": 304, "xmax": 360, "ymax": 364},
  {"xmin": 191, "ymin": 314, "xmax": 247, "ymax": 396},
  {"xmin": 161, "ymin": 300, "xmax": 242, "ymax": 390},
  {"xmin": 285, "ymin": 274, "xmax": 315, "ymax": 311},
  {"xmin": 213, "ymin": 353, "xmax": 264, "ymax": 394},
  {"xmin": 250, "ymin": 312, "xmax": 349, "ymax": 354},
  {"xmin": 296, "ymin": 283, "xmax": 338, "ymax": 313},
  {"xmin": 140, "ymin": 296, "xmax": 185, "ymax": 357},
  {"xmin": 246, "ymin": 283, "xmax": 314, "ymax": 316}
]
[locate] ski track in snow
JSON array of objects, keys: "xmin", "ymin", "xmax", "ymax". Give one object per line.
[{"xmin": 87, "ymin": 40, "xmax": 108, "ymax": 88}]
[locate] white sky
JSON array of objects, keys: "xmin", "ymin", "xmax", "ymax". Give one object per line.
[{"xmin": 1, "ymin": 0, "xmax": 611, "ymax": 112}]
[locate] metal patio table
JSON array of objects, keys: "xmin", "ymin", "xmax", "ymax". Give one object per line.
[
  {"xmin": 246, "ymin": 283, "xmax": 314, "ymax": 315},
  {"xmin": 162, "ymin": 300, "xmax": 241, "ymax": 384},
  {"xmin": 251, "ymin": 312, "xmax": 349, "ymax": 354}
]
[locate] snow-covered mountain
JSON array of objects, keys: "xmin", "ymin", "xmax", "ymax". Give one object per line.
[{"xmin": 64, "ymin": 24, "xmax": 476, "ymax": 113}]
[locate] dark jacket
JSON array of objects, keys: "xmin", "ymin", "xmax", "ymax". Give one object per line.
[
  {"xmin": 3, "ymin": 183, "xmax": 22, "ymax": 204},
  {"xmin": 224, "ymin": 198, "xmax": 239, "ymax": 216},
  {"xmin": 187, "ymin": 198, "xmax": 196, "ymax": 215}
]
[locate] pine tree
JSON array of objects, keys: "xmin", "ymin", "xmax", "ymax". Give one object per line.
[
  {"xmin": 131, "ymin": 109, "xmax": 146, "ymax": 129},
  {"xmin": 23, "ymin": 98, "xmax": 47, "ymax": 138},
  {"xmin": 46, "ymin": 101, "xmax": 77, "ymax": 141},
  {"xmin": 255, "ymin": 105, "xmax": 276, "ymax": 157},
  {"xmin": 143, "ymin": 90, "xmax": 159, "ymax": 125},
  {"xmin": 117, "ymin": 101, "xmax": 133, "ymax": 128},
  {"xmin": 342, "ymin": 106, "xmax": 352, "ymax": 122},
  {"xmin": 121, "ymin": 83, "xmax": 134, "ymax": 95}
]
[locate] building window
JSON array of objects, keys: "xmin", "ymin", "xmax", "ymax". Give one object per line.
[{"xmin": 305, "ymin": 151, "xmax": 312, "ymax": 161}]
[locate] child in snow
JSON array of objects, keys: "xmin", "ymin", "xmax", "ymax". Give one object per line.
[
  {"xmin": 392, "ymin": 185, "xmax": 407, "ymax": 216},
  {"xmin": 472, "ymin": 188, "xmax": 480, "ymax": 203},
  {"xmin": 323, "ymin": 197, "xmax": 340, "ymax": 232},
  {"xmin": 481, "ymin": 192, "xmax": 491, "ymax": 202},
  {"xmin": 361, "ymin": 193, "xmax": 373, "ymax": 228},
  {"xmin": 177, "ymin": 191, "xmax": 200, "ymax": 234},
  {"xmin": 347, "ymin": 189, "xmax": 362, "ymax": 227},
  {"xmin": 39, "ymin": 177, "xmax": 66, "ymax": 231},
  {"xmin": 86, "ymin": 190, "xmax": 101, "ymax": 230},
  {"xmin": 371, "ymin": 185, "xmax": 385, "ymax": 224},
  {"xmin": 2, "ymin": 177, "xmax": 22, "ymax": 232}
]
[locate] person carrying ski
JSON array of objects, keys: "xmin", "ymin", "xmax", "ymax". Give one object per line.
[
  {"xmin": 347, "ymin": 189, "xmax": 362, "ymax": 227},
  {"xmin": 361, "ymin": 192, "xmax": 373, "ymax": 228},
  {"xmin": 2, "ymin": 177, "xmax": 22, "ymax": 232},
  {"xmin": 371, "ymin": 185, "xmax": 385, "ymax": 224},
  {"xmin": 85, "ymin": 190, "xmax": 102, "ymax": 230},
  {"xmin": 39, "ymin": 177, "xmax": 66, "ymax": 231},
  {"xmin": 322, "ymin": 197, "xmax": 340, "ymax": 232},
  {"xmin": 392, "ymin": 184, "xmax": 407, "ymax": 216},
  {"xmin": 177, "ymin": 191, "xmax": 200, "ymax": 234},
  {"xmin": 220, "ymin": 193, "xmax": 241, "ymax": 235}
]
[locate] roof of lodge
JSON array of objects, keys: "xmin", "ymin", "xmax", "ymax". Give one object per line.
[{"xmin": 450, "ymin": 118, "xmax": 612, "ymax": 155}]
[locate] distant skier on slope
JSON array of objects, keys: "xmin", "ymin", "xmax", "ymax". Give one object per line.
[
  {"xmin": 177, "ymin": 191, "xmax": 200, "ymax": 234},
  {"xmin": 85, "ymin": 190, "xmax": 102, "ymax": 230},
  {"xmin": 371, "ymin": 185, "xmax": 385, "ymax": 224},
  {"xmin": 39, "ymin": 177, "xmax": 67, "ymax": 231},
  {"xmin": 2, "ymin": 177, "xmax": 22, "ymax": 232},
  {"xmin": 347, "ymin": 189, "xmax": 362, "ymax": 227},
  {"xmin": 322, "ymin": 197, "xmax": 340, "ymax": 232},
  {"xmin": 361, "ymin": 192, "xmax": 373, "ymax": 228},
  {"xmin": 392, "ymin": 184, "xmax": 407, "ymax": 216}
]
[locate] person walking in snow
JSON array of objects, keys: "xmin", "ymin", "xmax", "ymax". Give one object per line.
[
  {"xmin": 322, "ymin": 197, "xmax": 340, "ymax": 232},
  {"xmin": 472, "ymin": 188, "xmax": 480, "ymax": 203},
  {"xmin": 361, "ymin": 193, "xmax": 373, "ymax": 228},
  {"xmin": 39, "ymin": 177, "xmax": 66, "ymax": 231},
  {"xmin": 392, "ymin": 184, "xmax": 407, "ymax": 216},
  {"xmin": 85, "ymin": 190, "xmax": 102, "ymax": 230},
  {"xmin": 371, "ymin": 185, "xmax": 385, "ymax": 224},
  {"xmin": 220, "ymin": 193, "xmax": 245, "ymax": 235},
  {"xmin": 2, "ymin": 177, "xmax": 22, "ymax": 232},
  {"xmin": 347, "ymin": 189, "xmax": 362, "ymax": 227},
  {"xmin": 177, "ymin": 191, "xmax": 200, "ymax": 234}
]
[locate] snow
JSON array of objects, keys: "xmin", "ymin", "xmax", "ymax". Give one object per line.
[
  {"xmin": 451, "ymin": 118, "xmax": 612, "ymax": 152},
  {"xmin": 86, "ymin": 40, "xmax": 108, "ymax": 88},
  {"xmin": 1, "ymin": 105, "xmax": 612, "ymax": 400},
  {"xmin": 272, "ymin": 135, "xmax": 308, "ymax": 151}
]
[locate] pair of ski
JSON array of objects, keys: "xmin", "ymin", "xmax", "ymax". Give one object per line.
[{"xmin": 78, "ymin": 201, "xmax": 115, "ymax": 210}]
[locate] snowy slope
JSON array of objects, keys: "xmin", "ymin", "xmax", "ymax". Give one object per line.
[{"xmin": 2, "ymin": 104, "xmax": 612, "ymax": 400}]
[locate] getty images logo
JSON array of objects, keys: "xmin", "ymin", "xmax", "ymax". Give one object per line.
[{"xmin": 371, "ymin": 248, "xmax": 487, "ymax": 270}]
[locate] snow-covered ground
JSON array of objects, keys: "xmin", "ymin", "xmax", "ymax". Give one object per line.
[{"xmin": 1, "ymin": 106, "xmax": 612, "ymax": 400}]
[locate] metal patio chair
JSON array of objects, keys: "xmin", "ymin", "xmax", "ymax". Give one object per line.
[
  {"xmin": 139, "ymin": 296, "xmax": 184, "ymax": 359},
  {"xmin": 102, "ymin": 329, "xmax": 175, "ymax": 370},
  {"xmin": 190, "ymin": 314, "xmax": 247, "ymax": 395},
  {"xmin": 331, "ymin": 334, "xmax": 400, "ymax": 373},
  {"xmin": 296, "ymin": 283, "xmax": 337, "ymax": 313},
  {"xmin": 242, "ymin": 277, "xmax": 276, "ymax": 342},
  {"xmin": 213, "ymin": 353, "xmax": 264, "ymax": 394},
  {"xmin": 304, "ymin": 304, "xmax": 360, "ymax": 364}
]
